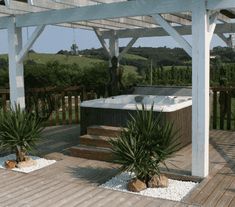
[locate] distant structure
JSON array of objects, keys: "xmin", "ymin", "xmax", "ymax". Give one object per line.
[{"xmin": 70, "ymin": 43, "xmax": 79, "ymax": 55}]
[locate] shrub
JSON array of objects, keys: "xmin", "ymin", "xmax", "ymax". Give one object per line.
[
  {"xmin": 109, "ymin": 104, "xmax": 180, "ymax": 184},
  {"xmin": 0, "ymin": 106, "xmax": 44, "ymax": 163}
]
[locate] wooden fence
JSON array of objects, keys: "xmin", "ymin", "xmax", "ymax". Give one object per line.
[
  {"xmin": 0, "ymin": 86, "xmax": 86, "ymax": 126},
  {"xmin": 1, "ymin": 86, "xmax": 235, "ymax": 130},
  {"xmin": 211, "ymin": 87, "xmax": 235, "ymax": 130}
]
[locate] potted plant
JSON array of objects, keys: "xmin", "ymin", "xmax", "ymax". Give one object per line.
[
  {"xmin": 0, "ymin": 105, "xmax": 44, "ymax": 167},
  {"xmin": 109, "ymin": 104, "xmax": 180, "ymax": 192}
]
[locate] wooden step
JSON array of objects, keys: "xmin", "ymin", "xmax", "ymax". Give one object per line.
[
  {"xmin": 79, "ymin": 134, "xmax": 115, "ymax": 148},
  {"xmin": 87, "ymin": 125, "xmax": 123, "ymax": 137},
  {"xmin": 69, "ymin": 145, "xmax": 113, "ymax": 162}
]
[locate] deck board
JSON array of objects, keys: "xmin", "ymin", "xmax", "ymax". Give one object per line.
[{"xmin": 0, "ymin": 129, "xmax": 234, "ymax": 206}]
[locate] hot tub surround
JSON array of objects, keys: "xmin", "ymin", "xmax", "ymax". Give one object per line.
[{"xmin": 80, "ymin": 95, "xmax": 192, "ymax": 149}]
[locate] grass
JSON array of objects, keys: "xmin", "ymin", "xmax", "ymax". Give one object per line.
[
  {"xmin": 123, "ymin": 53, "xmax": 147, "ymax": 61},
  {"xmin": 0, "ymin": 53, "xmax": 138, "ymax": 72},
  {"xmin": 163, "ymin": 66, "xmax": 189, "ymax": 70}
]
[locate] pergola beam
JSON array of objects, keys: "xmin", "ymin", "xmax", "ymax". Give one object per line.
[
  {"xmin": 94, "ymin": 27, "xmax": 111, "ymax": 57},
  {"xmin": 207, "ymin": 0, "xmax": 235, "ymax": 10},
  {"xmin": 118, "ymin": 37, "xmax": 138, "ymax": 60},
  {"xmin": 15, "ymin": 0, "xmax": 193, "ymax": 28},
  {"xmin": 208, "ymin": 12, "xmax": 219, "ymax": 42},
  {"xmin": 17, "ymin": 25, "xmax": 46, "ymax": 63},
  {"xmin": 101, "ymin": 23, "xmax": 235, "ymax": 39},
  {"xmin": 152, "ymin": 14, "xmax": 192, "ymax": 57}
]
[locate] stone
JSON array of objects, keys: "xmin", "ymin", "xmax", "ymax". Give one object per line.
[
  {"xmin": 5, "ymin": 160, "xmax": 17, "ymax": 169},
  {"xmin": 148, "ymin": 174, "xmax": 169, "ymax": 188},
  {"xmin": 44, "ymin": 153, "xmax": 64, "ymax": 161},
  {"xmin": 127, "ymin": 178, "xmax": 147, "ymax": 192},
  {"xmin": 17, "ymin": 158, "xmax": 37, "ymax": 169}
]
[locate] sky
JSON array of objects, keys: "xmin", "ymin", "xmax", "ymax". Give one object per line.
[{"xmin": 0, "ymin": 25, "xmax": 227, "ymax": 54}]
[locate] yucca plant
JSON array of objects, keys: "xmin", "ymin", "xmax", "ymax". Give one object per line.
[
  {"xmin": 0, "ymin": 105, "xmax": 44, "ymax": 163},
  {"xmin": 109, "ymin": 104, "xmax": 180, "ymax": 184}
]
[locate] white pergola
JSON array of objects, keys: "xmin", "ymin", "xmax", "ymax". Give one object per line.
[{"xmin": 1, "ymin": 0, "xmax": 235, "ymax": 177}]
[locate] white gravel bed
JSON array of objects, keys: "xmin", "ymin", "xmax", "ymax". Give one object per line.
[
  {"xmin": 0, "ymin": 154, "xmax": 56, "ymax": 173},
  {"xmin": 100, "ymin": 172, "xmax": 198, "ymax": 201}
]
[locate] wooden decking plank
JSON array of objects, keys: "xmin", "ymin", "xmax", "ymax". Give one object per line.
[
  {"xmin": 30, "ymin": 183, "xmax": 89, "ymax": 207},
  {"xmin": 228, "ymin": 197, "xmax": 235, "ymax": 207},
  {"xmin": 0, "ymin": 173, "xmax": 41, "ymax": 196},
  {"xmin": 0, "ymin": 176, "xmax": 50, "ymax": 203},
  {"xmin": 75, "ymin": 188, "xmax": 113, "ymax": 207},
  {"xmin": 0, "ymin": 171, "xmax": 26, "ymax": 186},
  {"xmin": 85, "ymin": 189, "xmax": 123, "ymax": 207},
  {"xmin": 214, "ymin": 178, "xmax": 235, "ymax": 207},
  {"xmin": 109, "ymin": 191, "xmax": 142, "ymax": 207},
  {"xmin": 186, "ymin": 168, "xmax": 228, "ymax": 204},
  {"xmin": 54, "ymin": 185, "xmax": 98, "ymax": 207},
  {"xmin": 0, "ymin": 129, "xmax": 233, "ymax": 207},
  {"xmin": 203, "ymin": 173, "xmax": 234, "ymax": 206},
  {"xmin": 66, "ymin": 187, "xmax": 106, "ymax": 207},
  {"xmin": 33, "ymin": 185, "xmax": 94, "ymax": 207},
  {"xmin": 4, "ymin": 179, "xmax": 64, "ymax": 207},
  {"xmin": 215, "ymin": 194, "xmax": 234, "ymax": 207}
]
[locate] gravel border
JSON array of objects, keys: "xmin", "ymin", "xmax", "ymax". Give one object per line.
[
  {"xmin": 0, "ymin": 154, "xmax": 56, "ymax": 173},
  {"xmin": 100, "ymin": 172, "xmax": 198, "ymax": 201}
]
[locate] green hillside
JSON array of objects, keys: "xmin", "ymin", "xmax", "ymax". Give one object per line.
[{"xmin": 0, "ymin": 52, "xmax": 145, "ymax": 70}]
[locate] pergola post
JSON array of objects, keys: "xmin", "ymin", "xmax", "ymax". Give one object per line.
[
  {"xmin": 191, "ymin": 0, "xmax": 211, "ymax": 177},
  {"xmin": 109, "ymin": 31, "xmax": 119, "ymax": 66},
  {"xmin": 7, "ymin": 17, "xmax": 25, "ymax": 109}
]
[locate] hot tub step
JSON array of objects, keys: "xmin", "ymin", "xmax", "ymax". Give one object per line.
[
  {"xmin": 80, "ymin": 134, "xmax": 115, "ymax": 148},
  {"xmin": 69, "ymin": 145, "xmax": 113, "ymax": 162},
  {"xmin": 87, "ymin": 125, "xmax": 123, "ymax": 137}
]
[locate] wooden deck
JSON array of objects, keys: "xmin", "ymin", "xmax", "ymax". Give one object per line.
[{"xmin": 0, "ymin": 129, "xmax": 234, "ymax": 206}]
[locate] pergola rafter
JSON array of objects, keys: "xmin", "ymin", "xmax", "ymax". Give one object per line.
[{"xmin": 1, "ymin": 0, "xmax": 235, "ymax": 178}]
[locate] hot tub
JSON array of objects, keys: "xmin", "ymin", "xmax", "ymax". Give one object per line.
[{"xmin": 81, "ymin": 95, "xmax": 192, "ymax": 148}]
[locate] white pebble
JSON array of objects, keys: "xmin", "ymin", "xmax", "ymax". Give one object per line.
[
  {"xmin": 100, "ymin": 172, "xmax": 198, "ymax": 201},
  {"xmin": 0, "ymin": 154, "xmax": 56, "ymax": 173}
]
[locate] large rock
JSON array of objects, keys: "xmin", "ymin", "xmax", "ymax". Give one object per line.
[
  {"xmin": 5, "ymin": 160, "xmax": 17, "ymax": 169},
  {"xmin": 148, "ymin": 174, "xmax": 169, "ymax": 188},
  {"xmin": 17, "ymin": 158, "xmax": 37, "ymax": 169},
  {"xmin": 127, "ymin": 178, "xmax": 147, "ymax": 192}
]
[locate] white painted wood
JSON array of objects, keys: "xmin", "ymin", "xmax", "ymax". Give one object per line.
[
  {"xmin": 15, "ymin": 0, "xmax": 193, "ymax": 28},
  {"xmin": 109, "ymin": 32, "xmax": 119, "ymax": 58},
  {"xmin": 109, "ymin": 31, "xmax": 119, "ymax": 66},
  {"xmin": 208, "ymin": 12, "xmax": 219, "ymax": 42},
  {"xmin": 217, "ymin": 33, "xmax": 230, "ymax": 46},
  {"xmin": 3, "ymin": 0, "xmax": 11, "ymax": 7},
  {"xmin": 17, "ymin": 25, "xmax": 45, "ymax": 63},
  {"xmin": 27, "ymin": 0, "xmax": 34, "ymax": 5},
  {"xmin": 0, "ymin": 17, "xmax": 11, "ymax": 29},
  {"xmin": 7, "ymin": 18, "xmax": 25, "ymax": 109},
  {"xmin": 93, "ymin": 28, "xmax": 110, "ymax": 57},
  {"xmin": 101, "ymin": 23, "xmax": 235, "ymax": 39},
  {"xmin": 152, "ymin": 14, "xmax": 192, "ymax": 57},
  {"xmin": 207, "ymin": 0, "xmax": 235, "ymax": 10},
  {"xmin": 118, "ymin": 37, "xmax": 138, "ymax": 60},
  {"xmin": 191, "ymin": 0, "xmax": 210, "ymax": 177}
]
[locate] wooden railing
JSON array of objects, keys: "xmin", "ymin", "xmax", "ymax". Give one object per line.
[
  {"xmin": 211, "ymin": 87, "xmax": 235, "ymax": 130},
  {"xmin": 1, "ymin": 86, "xmax": 235, "ymax": 130},
  {"xmin": 0, "ymin": 86, "xmax": 86, "ymax": 126},
  {"xmin": 0, "ymin": 88, "xmax": 8, "ymax": 112}
]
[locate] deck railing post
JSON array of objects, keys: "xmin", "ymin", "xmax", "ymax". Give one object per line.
[
  {"xmin": 192, "ymin": 0, "xmax": 211, "ymax": 177},
  {"xmin": 212, "ymin": 89, "xmax": 218, "ymax": 129}
]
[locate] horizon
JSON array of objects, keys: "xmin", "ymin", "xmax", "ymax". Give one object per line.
[{"xmin": 0, "ymin": 25, "xmax": 227, "ymax": 55}]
